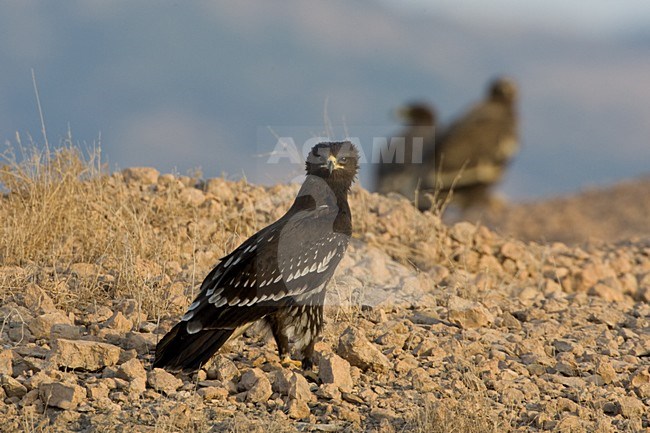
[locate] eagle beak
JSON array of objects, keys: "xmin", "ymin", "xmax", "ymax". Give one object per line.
[{"xmin": 326, "ymin": 155, "xmax": 338, "ymax": 174}]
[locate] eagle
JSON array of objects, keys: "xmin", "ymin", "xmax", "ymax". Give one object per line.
[
  {"xmin": 420, "ymin": 77, "xmax": 519, "ymax": 210},
  {"xmin": 375, "ymin": 102, "xmax": 436, "ymax": 208},
  {"xmin": 154, "ymin": 141, "xmax": 359, "ymax": 371}
]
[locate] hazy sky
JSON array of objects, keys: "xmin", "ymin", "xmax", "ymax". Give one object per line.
[
  {"xmin": 392, "ymin": 0, "xmax": 650, "ymax": 34},
  {"xmin": 1, "ymin": 1, "xmax": 649, "ymax": 200}
]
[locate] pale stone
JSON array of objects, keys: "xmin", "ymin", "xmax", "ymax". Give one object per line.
[
  {"xmin": 337, "ymin": 327, "xmax": 390, "ymax": 372},
  {"xmin": 49, "ymin": 339, "xmax": 121, "ymax": 371},
  {"xmin": 39, "ymin": 382, "xmax": 86, "ymax": 410}
]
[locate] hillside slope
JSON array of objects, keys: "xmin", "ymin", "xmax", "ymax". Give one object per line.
[
  {"xmin": 0, "ymin": 153, "xmax": 648, "ymax": 432},
  {"xmin": 480, "ymin": 176, "xmax": 650, "ymax": 244}
]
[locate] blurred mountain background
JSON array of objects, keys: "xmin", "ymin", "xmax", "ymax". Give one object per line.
[{"xmin": 1, "ymin": 0, "xmax": 649, "ymax": 199}]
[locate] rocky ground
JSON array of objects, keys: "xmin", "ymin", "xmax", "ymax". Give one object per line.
[{"xmin": 0, "ymin": 163, "xmax": 649, "ymax": 432}]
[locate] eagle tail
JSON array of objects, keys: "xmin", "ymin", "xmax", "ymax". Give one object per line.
[{"xmin": 153, "ymin": 322, "xmax": 234, "ymax": 371}]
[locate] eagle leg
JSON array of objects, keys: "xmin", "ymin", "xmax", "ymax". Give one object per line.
[
  {"xmin": 267, "ymin": 317, "xmax": 288, "ymax": 356},
  {"xmin": 301, "ymin": 340, "xmax": 315, "ymax": 370}
]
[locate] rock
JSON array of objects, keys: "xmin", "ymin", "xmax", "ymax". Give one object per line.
[
  {"xmin": 197, "ymin": 386, "xmax": 228, "ymax": 400},
  {"xmin": 23, "ymin": 283, "xmax": 56, "ymax": 314},
  {"xmin": 21, "ymin": 389, "xmax": 40, "ymax": 406},
  {"xmin": 341, "ymin": 391, "xmax": 365, "ymax": 405},
  {"xmin": 376, "ymin": 321, "xmax": 409, "ymax": 348},
  {"xmin": 447, "ymin": 296, "xmax": 494, "ymax": 329},
  {"xmin": 555, "ymin": 415, "xmax": 583, "ymax": 433},
  {"xmin": 500, "ymin": 311, "xmax": 522, "ymax": 330},
  {"xmin": 630, "ymin": 367, "xmax": 649, "ymax": 389},
  {"xmin": 23, "ymin": 371, "xmax": 54, "ymax": 390},
  {"xmin": 0, "ymin": 350, "xmax": 13, "ymax": 376},
  {"xmin": 270, "ymin": 369, "xmax": 292, "ymax": 395},
  {"xmin": 409, "ymin": 368, "xmax": 436, "ymax": 392},
  {"xmin": 409, "ymin": 311, "xmax": 441, "ymax": 326},
  {"xmin": 122, "ymin": 167, "xmax": 159, "ymax": 185},
  {"xmin": 104, "ymin": 311, "xmax": 133, "ymax": 333},
  {"xmin": 602, "ymin": 400, "xmax": 620, "ymax": 416},
  {"xmin": 619, "ymin": 273, "xmax": 638, "ymax": 296},
  {"xmin": 336, "ymin": 406, "xmax": 362, "ymax": 424},
  {"xmin": 552, "ymin": 339, "xmax": 577, "ymax": 353},
  {"xmin": 634, "ymin": 383, "xmax": 650, "ymax": 399},
  {"xmin": 180, "ymin": 188, "xmax": 205, "ymax": 207},
  {"xmin": 8, "ymin": 324, "xmax": 34, "ymax": 343},
  {"xmin": 595, "ymin": 358, "xmax": 617, "ymax": 384},
  {"xmin": 588, "ymin": 282, "xmax": 625, "ymax": 302},
  {"xmin": 246, "ymin": 377, "xmax": 272, "ymax": 403},
  {"xmin": 206, "ymin": 355, "xmax": 239, "ymax": 382},
  {"xmin": 87, "ymin": 382, "xmax": 110, "ymax": 400},
  {"xmin": 50, "ymin": 324, "xmax": 83, "ymax": 340},
  {"xmin": 122, "ymin": 332, "xmax": 158, "ymax": 355},
  {"xmin": 573, "ymin": 261, "xmax": 617, "ymax": 293},
  {"xmin": 238, "ymin": 368, "xmax": 263, "ymax": 391},
  {"xmin": 117, "ymin": 358, "xmax": 146, "ymax": 381},
  {"xmin": 289, "ymin": 373, "xmax": 314, "ymax": 403},
  {"xmin": 39, "ymin": 382, "xmax": 86, "ymax": 410},
  {"xmin": 85, "ymin": 305, "xmax": 114, "ymax": 323},
  {"xmin": 319, "ymin": 353, "xmax": 353, "ymax": 392},
  {"xmin": 449, "ymin": 221, "xmax": 476, "ymax": 244},
  {"xmin": 317, "ymin": 383, "xmax": 342, "ymax": 401},
  {"xmin": 287, "ymin": 398, "xmax": 310, "ymax": 419},
  {"xmin": 27, "ymin": 311, "xmax": 73, "ymax": 339},
  {"xmin": 501, "ymin": 387, "xmax": 525, "ymax": 405},
  {"xmin": 147, "ymin": 368, "xmax": 182, "ymax": 395},
  {"xmin": 369, "ymin": 408, "xmax": 399, "ymax": 422},
  {"xmin": 1, "ymin": 374, "xmax": 27, "ymax": 398},
  {"xmin": 203, "ymin": 178, "xmax": 235, "ymax": 201},
  {"xmin": 138, "ymin": 322, "xmax": 157, "ymax": 333},
  {"xmin": 501, "ymin": 241, "xmax": 527, "ymax": 260},
  {"xmin": 395, "ymin": 356, "xmax": 419, "ymax": 374},
  {"xmin": 114, "ymin": 299, "xmax": 148, "ymax": 323},
  {"xmin": 49, "ymin": 339, "xmax": 121, "ymax": 371},
  {"xmin": 617, "ymin": 395, "xmax": 645, "ymax": 419},
  {"xmin": 238, "ymin": 368, "xmax": 272, "ymax": 403},
  {"xmin": 337, "ymin": 327, "xmax": 390, "ymax": 372},
  {"xmin": 413, "ymin": 338, "xmax": 441, "ymax": 357},
  {"xmin": 117, "ymin": 358, "xmax": 147, "ymax": 395},
  {"xmin": 157, "ymin": 173, "xmax": 178, "ymax": 187}
]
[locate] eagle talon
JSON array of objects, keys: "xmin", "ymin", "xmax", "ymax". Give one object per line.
[{"xmin": 281, "ymin": 356, "xmax": 303, "ymax": 369}]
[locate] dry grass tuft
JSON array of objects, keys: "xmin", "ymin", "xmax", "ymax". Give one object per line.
[
  {"xmin": 0, "ymin": 138, "xmax": 103, "ymax": 265},
  {"xmin": 406, "ymin": 395, "xmax": 505, "ymax": 433}
]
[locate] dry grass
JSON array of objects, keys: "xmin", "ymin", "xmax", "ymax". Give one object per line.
[
  {"xmin": 0, "ymin": 138, "xmax": 262, "ymax": 319},
  {"xmin": 405, "ymin": 395, "xmax": 505, "ymax": 433},
  {"xmin": 0, "ymin": 137, "xmax": 103, "ymax": 265},
  {"xmin": 221, "ymin": 415, "xmax": 299, "ymax": 433}
]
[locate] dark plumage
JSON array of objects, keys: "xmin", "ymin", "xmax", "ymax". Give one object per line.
[
  {"xmin": 154, "ymin": 141, "xmax": 359, "ymax": 372},
  {"xmin": 420, "ymin": 77, "xmax": 519, "ymax": 210},
  {"xmin": 375, "ymin": 103, "xmax": 436, "ymax": 206}
]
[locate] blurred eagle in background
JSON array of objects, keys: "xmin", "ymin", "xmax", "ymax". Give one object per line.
[
  {"xmin": 420, "ymin": 77, "xmax": 519, "ymax": 211},
  {"xmin": 374, "ymin": 102, "xmax": 436, "ymax": 206}
]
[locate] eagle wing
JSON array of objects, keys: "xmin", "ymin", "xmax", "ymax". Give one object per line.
[{"xmin": 179, "ymin": 203, "xmax": 348, "ymax": 334}]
